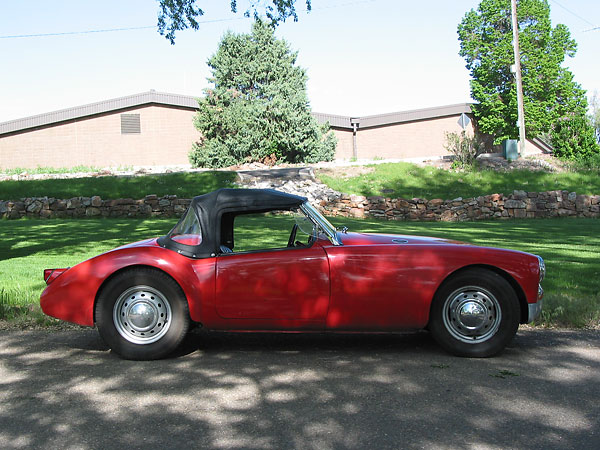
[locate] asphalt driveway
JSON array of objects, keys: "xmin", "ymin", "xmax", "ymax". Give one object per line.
[{"xmin": 0, "ymin": 328, "xmax": 598, "ymax": 449}]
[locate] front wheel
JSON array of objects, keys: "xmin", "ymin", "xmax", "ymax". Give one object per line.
[
  {"xmin": 95, "ymin": 268, "xmax": 190, "ymax": 360},
  {"xmin": 429, "ymin": 269, "xmax": 520, "ymax": 357}
]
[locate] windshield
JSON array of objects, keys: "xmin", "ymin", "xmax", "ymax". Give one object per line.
[
  {"xmin": 293, "ymin": 208, "xmax": 317, "ymax": 237},
  {"xmin": 168, "ymin": 208, "xmax": 202, "ymax": 246},
  {"xmin": 300, "ymin": 201, "xmax": 342, "ymax": 245}
]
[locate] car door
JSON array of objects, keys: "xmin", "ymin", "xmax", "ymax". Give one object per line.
[{"xmin": 215, "ymin": 245, "xmax": 330, "ymax": 322}]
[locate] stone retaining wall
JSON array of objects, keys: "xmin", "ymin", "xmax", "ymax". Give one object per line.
[
  {"xmin": 1, "ymin": 190, "xmax": 599, "ymax": 221},
  {"xmin": 0, "ymin": 195, "xmax": 191, "ymax": 220},
  {"xmin": 321, "ymin": 190, "xmax": 599, "ymax": 221}
]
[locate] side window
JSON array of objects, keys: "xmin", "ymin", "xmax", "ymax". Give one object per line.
[
  {"xmin": 169, "ymin": 208, "xmax": 202, "ymax": 246},
  {"xmin": 230, "ymin": 208, "xmax": 315, "ymax": 253}
]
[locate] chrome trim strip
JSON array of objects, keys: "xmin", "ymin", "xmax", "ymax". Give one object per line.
[{"xmin": 300, "ymin": 202, "xmax": 342, "ymax": 246}]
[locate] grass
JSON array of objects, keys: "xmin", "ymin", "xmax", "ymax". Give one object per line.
[
  {"xmin": 1, "ymin": 216, "xmax": 598, "ymax": 328},
  {"xmin": 0, "ymin": 171, "xmax": 237, "ymax": 200},
  {"xmin": 317, "ymin": 162, "xmax": 600, "ymax": 199},
  {"xmin": 0, "ymin": 165, "xmax": 126, "ymax": 176}
]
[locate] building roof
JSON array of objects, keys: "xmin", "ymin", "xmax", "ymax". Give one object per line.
[
  {"xmin": 352, "ymin": 103, "xmax": 473, "ymax": 129},
  {"xmin": 0, "ymin": 90, "xmax": 473, "ymax": 136},
  {"xmin": 0, "ymin": 91, "xmax": 198, "ymax": 136}
]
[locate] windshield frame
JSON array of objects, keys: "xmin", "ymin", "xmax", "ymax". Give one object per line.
[{"xmin": 300, "ymin": 201, "xmax": 342, "ymax": 246}]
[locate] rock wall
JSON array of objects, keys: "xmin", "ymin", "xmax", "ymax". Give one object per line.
[
  {"xmin": 1, "ymin": 190, "xmax": 598, "ymax": 221},
  {"xmin": 0, "ymin": 195, "xmax": 190, "ymax": 220},
  {"xmin": 321, "ymin": 190, "xmax": 600, "ymax": 221}
]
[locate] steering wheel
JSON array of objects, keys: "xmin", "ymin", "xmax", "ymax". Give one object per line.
[{"xmin": 287, "ymin": 224, "xmax": 298, "ymax": 247}]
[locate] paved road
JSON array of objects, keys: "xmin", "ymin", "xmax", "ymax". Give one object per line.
[{"xmin": 0, "ymin": 328, "xmax": 598, "ymax": 449}]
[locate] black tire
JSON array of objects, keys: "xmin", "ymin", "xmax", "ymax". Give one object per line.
[
  {"xmin": 429, "ymin": 268, "xmax": 520, "ymax": 357},
  {"xmin": 95, "ymin": 268, "xmax": 190, "ymax": 360}
]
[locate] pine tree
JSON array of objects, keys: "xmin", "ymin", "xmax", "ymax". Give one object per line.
[{"xmin": 189, "ymin": 19, "xmax": 336, "ymax": 168}]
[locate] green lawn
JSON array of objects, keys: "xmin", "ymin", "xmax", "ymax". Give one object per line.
[
  {"xmin": 0, "ymin": 165, "xmax": 124, "ymax": 176},
  {"xmin": 0, "ymin": 171, "xmax": 237, "ymax": 200},
  {"xmin": 1, "ymin": 216, "xmax": 598, "ymax": 328},
  {"xmin": 4, "ymin": 161, "xmax": 600, "ymax": 204},
  {"xmin": 317, "ymin": 162, "xmax": 600, "ymax": 199}
]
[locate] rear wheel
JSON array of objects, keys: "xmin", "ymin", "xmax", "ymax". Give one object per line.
[
  {"xmin": 95, "ymin": 268, "xmax": 189, "ymax": 360},
  {"xmin": 429, "ymin": 269, "xmax": 520, "ymax": 357}
]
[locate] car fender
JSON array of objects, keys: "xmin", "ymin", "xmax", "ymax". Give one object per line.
[{"xmin": 40, "ymin": 245, "xmax": 214, "ymax": 327}]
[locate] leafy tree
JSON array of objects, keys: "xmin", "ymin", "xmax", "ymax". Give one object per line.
[
  {"xmin": 189, "ymin": 19, "xmax": 336, "ymax": 168},
  {"xmin": 157, "ymin": 0, "xmax": 311, "ymax": 43},
  {"xmin": 457, "ymin": 0, "xmax": 597, "ymax": 158},
  {"xmin": 589, "ymin": 91, "xmax": 600, "ymax": 144}
]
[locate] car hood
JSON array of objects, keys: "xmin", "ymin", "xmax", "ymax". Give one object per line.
[{"xmin": 339, "ymin": 232, "xmax": 469, "ymax": 246}]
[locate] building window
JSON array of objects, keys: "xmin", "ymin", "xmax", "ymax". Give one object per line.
[{"xmin": 121, "ymin": 114, "xmax": 141, "ymax": 134}]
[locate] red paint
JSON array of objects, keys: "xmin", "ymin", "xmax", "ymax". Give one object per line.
[
  {"xmin": 215, "ymin": 246, "xmax": 329, "ymax": 321},
  {"xmin": 41, "ymin": 232, "xmax": 542, "ymax": 331}
]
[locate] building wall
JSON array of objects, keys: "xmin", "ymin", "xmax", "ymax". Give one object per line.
[
  {"xmin": 0, "ymin": 105, "xmax": 199, "ymax": 169},
  {"xmin": 3, "ymin": 105, "xmax": 526, "ymax": 169},
  {"xmin": 330, "ymin": 128, "xmax": 354, "ymax": 160},
  {"xmin": 353, "ymin": 115, "xmax": 475, "ymax": 161}
]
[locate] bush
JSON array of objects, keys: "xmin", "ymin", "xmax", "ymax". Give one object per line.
[
  {"xmin": 189, "ymin": 140, "xmax": 238, "ymax": 169},
  {"xmin": 565, "ymin": 152, "xmax": 600, "ymax": 172},
  {"xmin": 551, "ymin": 114, "xmax": 600, "ymax": 161},
  {"xmin": 444, "ymin": 131, "xmax": 484, "ymax": 168}
]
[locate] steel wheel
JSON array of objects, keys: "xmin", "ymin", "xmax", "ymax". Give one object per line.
[
  {"xmin": 442, "ymin": 286, "xmax": 501, "ymax": 344},
  {"xmin": 113, "ymin": 285, "xmax": 172, "ymax": 345},
  {"xmin": 429, "ymin": 269, "xmax": 520, "ymax": 357},
  {"xmin": 96, "ymin": 268, "xmax": 189, "ymax": 360}
]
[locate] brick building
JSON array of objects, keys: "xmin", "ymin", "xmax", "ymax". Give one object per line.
[{"xmin": 0, "ymin": 91, "xmax": 546, "ymax": 169}]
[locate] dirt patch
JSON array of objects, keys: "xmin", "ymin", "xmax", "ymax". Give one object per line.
[{"xmin": 316, "ymin": 165, "xmax": 375, "ymax": 180}]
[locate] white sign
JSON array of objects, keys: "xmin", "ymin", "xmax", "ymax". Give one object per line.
[{"xmin": 458, "ymin": 113, "xmax": 471, "ymax": 130}]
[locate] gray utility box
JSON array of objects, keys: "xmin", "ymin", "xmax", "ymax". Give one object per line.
[{"xmin": 502, "ymin": 139, "xmax": 519, "ymax": 160}]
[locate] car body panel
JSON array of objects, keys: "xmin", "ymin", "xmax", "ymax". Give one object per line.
[
  {"xmin": 215, "ymin": 245, "xmax": 330, "ymax": 321},
  {"xmin": 324, "ymin": 233, "xmax": 540, "ymax": 330},
  {"xmin": 41, "ymin": 232, "xmax": 540, "ymax": 332},
  {"xmin": 40, "ymin": 239, "xmax": 214, "ymax": 326}
]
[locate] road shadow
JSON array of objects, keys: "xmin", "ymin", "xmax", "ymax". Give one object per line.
[{"xmin": 0, "ymin": 328, "xmax": 598, "ymax": 449}]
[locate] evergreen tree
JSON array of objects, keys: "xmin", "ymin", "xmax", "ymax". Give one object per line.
[
  {"xmin": 457, "ymin": 0, "xmax": 598, "ymax": 158},
  {"xmin": 189, "ymin": 19, "xmax": 336, "ymax": 168}
]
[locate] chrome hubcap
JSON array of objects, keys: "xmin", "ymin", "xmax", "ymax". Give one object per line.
[
  {"xmin": 113, "ymin": 286, "xmax": 171, "ymax": 344},
  {"xmin": 128, "ymin": 302, "xmax": 156, "ymax": 330},
  {"xmin": 442, "ymin": 287, "xmax": 501, "ymax": 344}
]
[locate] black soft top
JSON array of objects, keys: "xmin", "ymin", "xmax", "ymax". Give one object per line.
[{"xmin": 158, "ymin": 188, "xmax": 307, "ymax": 258}]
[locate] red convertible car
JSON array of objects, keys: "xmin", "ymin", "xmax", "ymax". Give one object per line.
[{"xmin": 41, "ymin": 188, "xmax": 545, "ymax": 360}]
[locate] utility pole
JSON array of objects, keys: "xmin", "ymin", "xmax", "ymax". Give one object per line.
[{"xmin": 511, "ymin": 0, "xmax": 526, "ymax": 156}]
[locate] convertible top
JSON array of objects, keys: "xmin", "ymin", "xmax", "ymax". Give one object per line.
[
  {"xmin": 158, "ymin": 188, "xmax": 307, "ymax": 258},
  {"xmin": 191, "ymin": 188, "xmax": 306, "ymax": 216}
]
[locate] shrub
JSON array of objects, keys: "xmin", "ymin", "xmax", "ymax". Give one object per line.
[
  {"xmin": 551, "ymin": 114, "xmax": 600, "ymax": 161},
  {"xmin": 444, "ymin": 131, "xmax": 484, "ymax": 168}
]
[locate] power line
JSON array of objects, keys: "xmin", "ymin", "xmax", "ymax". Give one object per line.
[
  {"xmin": 0, "ymin": 25, "xmax": 156, "ymax": 39},
  {"xmin": 549, "ymin": 0, "xmax": 597, "ymax": 28},
  {"xmin": 0, "ymin": 0, "xmax": 379, "ymax": 40},
  {"xmin": 0, "ymin": 17, "xmax": 247, "ymax": 40},
  {"xmin": 304, "ymin": 0, "xmax": 377, "ymax": 12}
]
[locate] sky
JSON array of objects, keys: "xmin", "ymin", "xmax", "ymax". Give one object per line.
[{"xmin": 0, "ymin": 0, "xmax": 598, "ymax": 123}]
